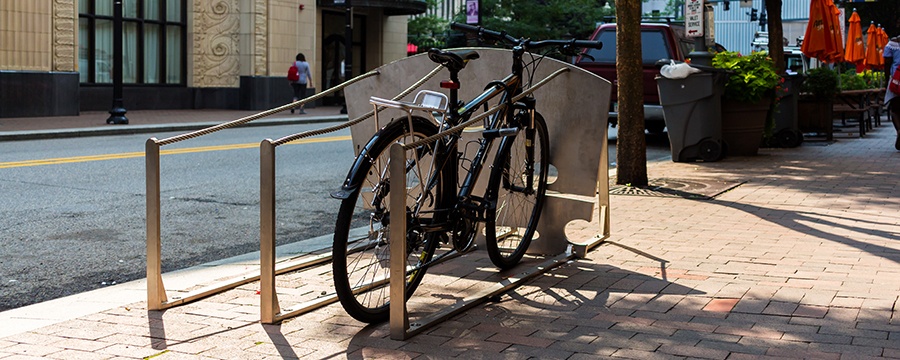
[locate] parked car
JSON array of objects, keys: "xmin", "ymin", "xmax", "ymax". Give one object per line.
[
  {"xmin": 576, "ymin": 22, "xmax": 697, "ymax": 134},
  {"xmin": 752, "ymin": 32, "xmax": 822, "ymax": 75}
]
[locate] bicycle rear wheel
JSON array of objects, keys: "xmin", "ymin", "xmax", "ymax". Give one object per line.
[
  {"xmin": 332, "ymin": 116, "xmax": 444, "ymax": 323},
  {"xmin": 484, "ymin": 112, "xmax": 549, "ymax": 269}
]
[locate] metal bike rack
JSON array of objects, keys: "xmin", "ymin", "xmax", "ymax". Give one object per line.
[
  {"xmin": 145, "ymin": 71, "xmax": 379, "ymax": 311},
  {"xmin": 258, "ymin": 66, "xmax": 445, "ymax": 323},
  {"xmin": 377, "ymin": 61, "xmax": 612, "ymax": 340}
]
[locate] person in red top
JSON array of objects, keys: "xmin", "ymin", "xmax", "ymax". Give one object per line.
[{"xmin": 290, "ymin": 53, "xmax": 312, "ymax": 114}]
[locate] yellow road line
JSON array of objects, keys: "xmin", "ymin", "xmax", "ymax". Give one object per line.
[{"xmin": 0, "ymin": 135, "xmax": 351, "ymax": 169}]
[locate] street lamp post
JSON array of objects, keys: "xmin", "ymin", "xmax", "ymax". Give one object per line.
[
  {"xmin": 340, "ymin": 0, "xmax": 352, "ymax": 114},
  {"xmin": 107, "ymin": 0, "xmax": 128, "ymax": 124}
]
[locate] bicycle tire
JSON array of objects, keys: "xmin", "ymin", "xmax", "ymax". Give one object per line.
[
  {"xmin": 484, "ymin": 111, "xmax": 550, "ymax": 269},
  {"xmin": 333, "ymin": 116, "xmax": 445, "ymax": 323}
]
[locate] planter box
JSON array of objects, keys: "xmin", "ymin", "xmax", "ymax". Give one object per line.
[
  {"xmin": 797, "ymin": 95, "xmax": 833, "ymax": 141},
  {"xmin": 722, "ymin": 98, "xmax": 772, "ymax": 156}
]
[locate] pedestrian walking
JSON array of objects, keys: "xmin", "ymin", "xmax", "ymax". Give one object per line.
[
  {"xmin": 289, "ymin": 53, "xmax": 312, "ymax": 114},
  {"xmin": 883, "ymin": 35, "xmax": 900, "ymax": 150}
]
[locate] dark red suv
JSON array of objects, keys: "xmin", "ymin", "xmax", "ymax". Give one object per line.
[{"xmin": 576, "ymin": 22, "xmax": 695, "ymax": 134}]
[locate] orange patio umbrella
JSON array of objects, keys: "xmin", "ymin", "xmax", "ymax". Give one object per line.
[
  {"xmin": 827, "ymin": 1, "xmax": 844, "ymax": 63},
  {"xmin": 802, "ymin": 0, "xmax": 838, "ymax": 61},
  {"xmin": 864, "ymin": 22, "xmax": 883, "ymax": 69},
  {"xmin": 879, "ymin": 25, "xmax": 890, "ymax": 57},
  {"xmin": 844, "ymin": 10, "xmax": 865, "ymax": 66}
]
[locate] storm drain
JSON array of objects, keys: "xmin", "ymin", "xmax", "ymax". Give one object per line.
[{"xmin": 609, "ymin": 178, "xmax": 745, "ymax": 200}]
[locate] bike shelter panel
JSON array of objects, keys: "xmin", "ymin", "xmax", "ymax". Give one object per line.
[{"xmin": 343, "ymin": 48, "xmax": 612, "ymax": 255}]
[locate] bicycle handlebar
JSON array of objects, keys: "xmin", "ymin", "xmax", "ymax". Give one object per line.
[{"xmin": 450, "ymin": 22, "xmax": 603, "ymax": 50}]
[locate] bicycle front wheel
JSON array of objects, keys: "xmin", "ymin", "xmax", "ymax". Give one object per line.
[
  {"xmin": 332, "ymin": 116, "xmax": 444, "ymax": 323},
  {"xmin": 484, "ymin": 112, "xmax": 549, "ymax": 269}
]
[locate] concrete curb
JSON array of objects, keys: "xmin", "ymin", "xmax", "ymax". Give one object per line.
[{"xmin": 0, "ymin": 115, "xmax": 348, "ymax": 142}]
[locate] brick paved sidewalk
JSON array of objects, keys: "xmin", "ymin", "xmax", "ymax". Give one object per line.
[{"xmin": 1, "ymin": 123, "xmax": 899, "ymax": 359}]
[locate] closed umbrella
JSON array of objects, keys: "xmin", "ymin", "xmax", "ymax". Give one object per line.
[
  {"xmin": 827, "ymin": 1, "xmax": 843, "ymax": 63},
  {"xmin": 879, "ymin": 26, "xmax": 889, "ymax": 55},
  {"xmin": 844, "ymin": 10, "xmax": 865, "ymax": 66},
  {"xmin": 864, "ymin": 23, "xmax": 882, "ymax": 69},
  {"xmin": 802, "ymin": 0, "xmax": 837, "ymax": 61}
]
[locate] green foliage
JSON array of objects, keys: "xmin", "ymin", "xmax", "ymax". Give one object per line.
[
  {"xmin": 451, "ymin": 0, "xmax": 614, "ymax": 42},
  {"xmin": 660, "ymin": 0, "xmax": 685, "ymax": 19},
  {"xmin": 713, "ymin": 51, "xmax": 781, "ymax": 103},
  {"xmin": 859, "ymin": 70, "xmax": 884, "ymax": 88},
  {"xmin": 840, "ymin": 70, "xmax": 869, "ymax": 91},
  {"xmin": 844, "ymin": 69, "xmax": 885, "ymax": 90},
  {"xmin": 408, "ymin": 0, "xmax": 450, "ymax": 50},
  {"xmin": 800, "ymin": 67, "xmax": 839, "ymax": 100}
]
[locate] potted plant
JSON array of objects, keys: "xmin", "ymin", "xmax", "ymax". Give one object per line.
[
  {"xmin": 798, "ymin": 67, "xmax": 839, "ymax": 140},
  {"xmin": 767, "ymin": 73, "xmax": 806, "ymax": 148},
  {"xmin": 712, "ymin": 51, "xmax": 781, "ymax": 155}
]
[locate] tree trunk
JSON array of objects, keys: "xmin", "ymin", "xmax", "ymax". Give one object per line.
[
  {"xmin": 766, "ymin": 0, "xmax": 785, "ymax": 74},
  {"xmin": 615, "ymin": 0, "xmax": 647, "ymax": 187}
]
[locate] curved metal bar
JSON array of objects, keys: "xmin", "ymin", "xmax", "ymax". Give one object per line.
[
  {"xmin": 270, "ymin": 65, "xmax": 445, "ymax": 147},
  {"xmin": 155, "ymin": 70, "xmax": 381, "ymax": 146},
  {"xmin": 402, "ymin": 67, "xmax": 569, "ymax": 151}
]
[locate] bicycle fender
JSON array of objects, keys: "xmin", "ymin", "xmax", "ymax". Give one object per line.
[{"xmin": 330, "ymin": 132, "xmax": 383, "ymax": 200}]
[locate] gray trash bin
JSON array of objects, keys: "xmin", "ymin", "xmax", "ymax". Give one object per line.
[
  {"xmin": 656, "ymin": 71, "xmax": 728, "ymax": 162},
  {"xmin": 772, "ymin": 73, "xmax": 804, "ymax": 147}
]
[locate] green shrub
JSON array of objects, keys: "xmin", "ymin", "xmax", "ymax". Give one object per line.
[
  {"xmin": 800, "ymin": 67, "xmax": 839, "ymax": 100},
  {"xmin": 712, "ymin": 51, "xmax": 780, "ymax": 103}
]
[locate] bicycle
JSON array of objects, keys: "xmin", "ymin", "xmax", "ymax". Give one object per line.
[{"xmin": 330, "ymin": 22, "xmax": 603, "ymax": 323}]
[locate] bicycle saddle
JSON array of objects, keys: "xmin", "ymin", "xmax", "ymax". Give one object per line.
[{"xmin": 427, "ymin": 49, "xmax": 479, "ymax": 72}]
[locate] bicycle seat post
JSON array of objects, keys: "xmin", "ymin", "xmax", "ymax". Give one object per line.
[{"xmin": 440, "ymin": 68, "xmax": 461, "ymax": 118}]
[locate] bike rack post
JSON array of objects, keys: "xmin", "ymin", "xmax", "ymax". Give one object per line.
[
  {"xmin": 389, "ymin": 143, "xmax": 409, "ymax": 339},
  {"xmin": 146, "ymin": 138, "xmax": 165, "ymax": 309},
  {"xmin": 144, "ymin": 71, "xmax": 380, "ymax": 311},
  {"xmin": 259, "ymin": 139, "xmax": 280, "ymax": 323}
]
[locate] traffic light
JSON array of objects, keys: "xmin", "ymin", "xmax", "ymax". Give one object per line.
[{"xmin": 749, "ymin": 8, "xmax": 758, "ymax": 22}]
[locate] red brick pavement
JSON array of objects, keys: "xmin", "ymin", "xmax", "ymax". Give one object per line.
[{"xmin": 1, "ymin": 116, "xmax": 899, "ymax": 359}]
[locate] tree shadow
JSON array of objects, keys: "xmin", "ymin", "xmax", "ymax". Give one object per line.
[{"xmin": 711, "ymin": 198, "xmax": 900, "ymax": 265}]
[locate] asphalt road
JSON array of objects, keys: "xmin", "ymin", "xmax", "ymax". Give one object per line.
[
  {"xmin": 0, "ymin": 123, "xmax": 354, "ymax": 311},
  {"xmin": 0, "ymin": 123, "xmax": 673, "ymax": 311}
]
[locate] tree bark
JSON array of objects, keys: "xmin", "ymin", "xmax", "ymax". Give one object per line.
[
  {"xmin": 766, "ymin": 0, "xmax": 785, "ymax": 74},
  {"xmin": 614, "ymin": 0, "xmax": 647, "ymax": 187}
]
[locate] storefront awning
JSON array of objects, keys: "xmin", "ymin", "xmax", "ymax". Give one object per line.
[{"xmin": 318, "ymin": 0, "xmax": 426, "ymax": 16}]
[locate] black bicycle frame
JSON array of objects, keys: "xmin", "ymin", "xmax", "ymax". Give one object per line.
[{"xmin": 423, "ymin": 47, "xmax": 529, "ymax": 233}]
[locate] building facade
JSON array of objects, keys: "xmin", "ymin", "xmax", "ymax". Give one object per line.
[{"xmin": 0, "ymin": 0, "xmax": 424, "ymax": 118}]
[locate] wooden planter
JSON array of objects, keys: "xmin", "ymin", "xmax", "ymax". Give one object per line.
[
  {"xmin": 722, "ymin": 98, "xmax": 772, "ymax": 156},
  {"xmin": 797, "ymin": 94, "xmax": 833, "ymax": 141}
]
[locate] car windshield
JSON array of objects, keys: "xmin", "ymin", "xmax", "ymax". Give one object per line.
[{"xmin": 584, "ymin": 29, "xmax": 673, "ymax": 65}]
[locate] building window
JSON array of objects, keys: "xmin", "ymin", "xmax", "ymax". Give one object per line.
[{"xmin": 78, "ymin": 0, "xmax": 185, "ymax": 85}]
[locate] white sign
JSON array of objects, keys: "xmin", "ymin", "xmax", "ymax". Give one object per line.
[{"xmin": 685, "ymin": 0, "xmax": 704, "ymax": 38}]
